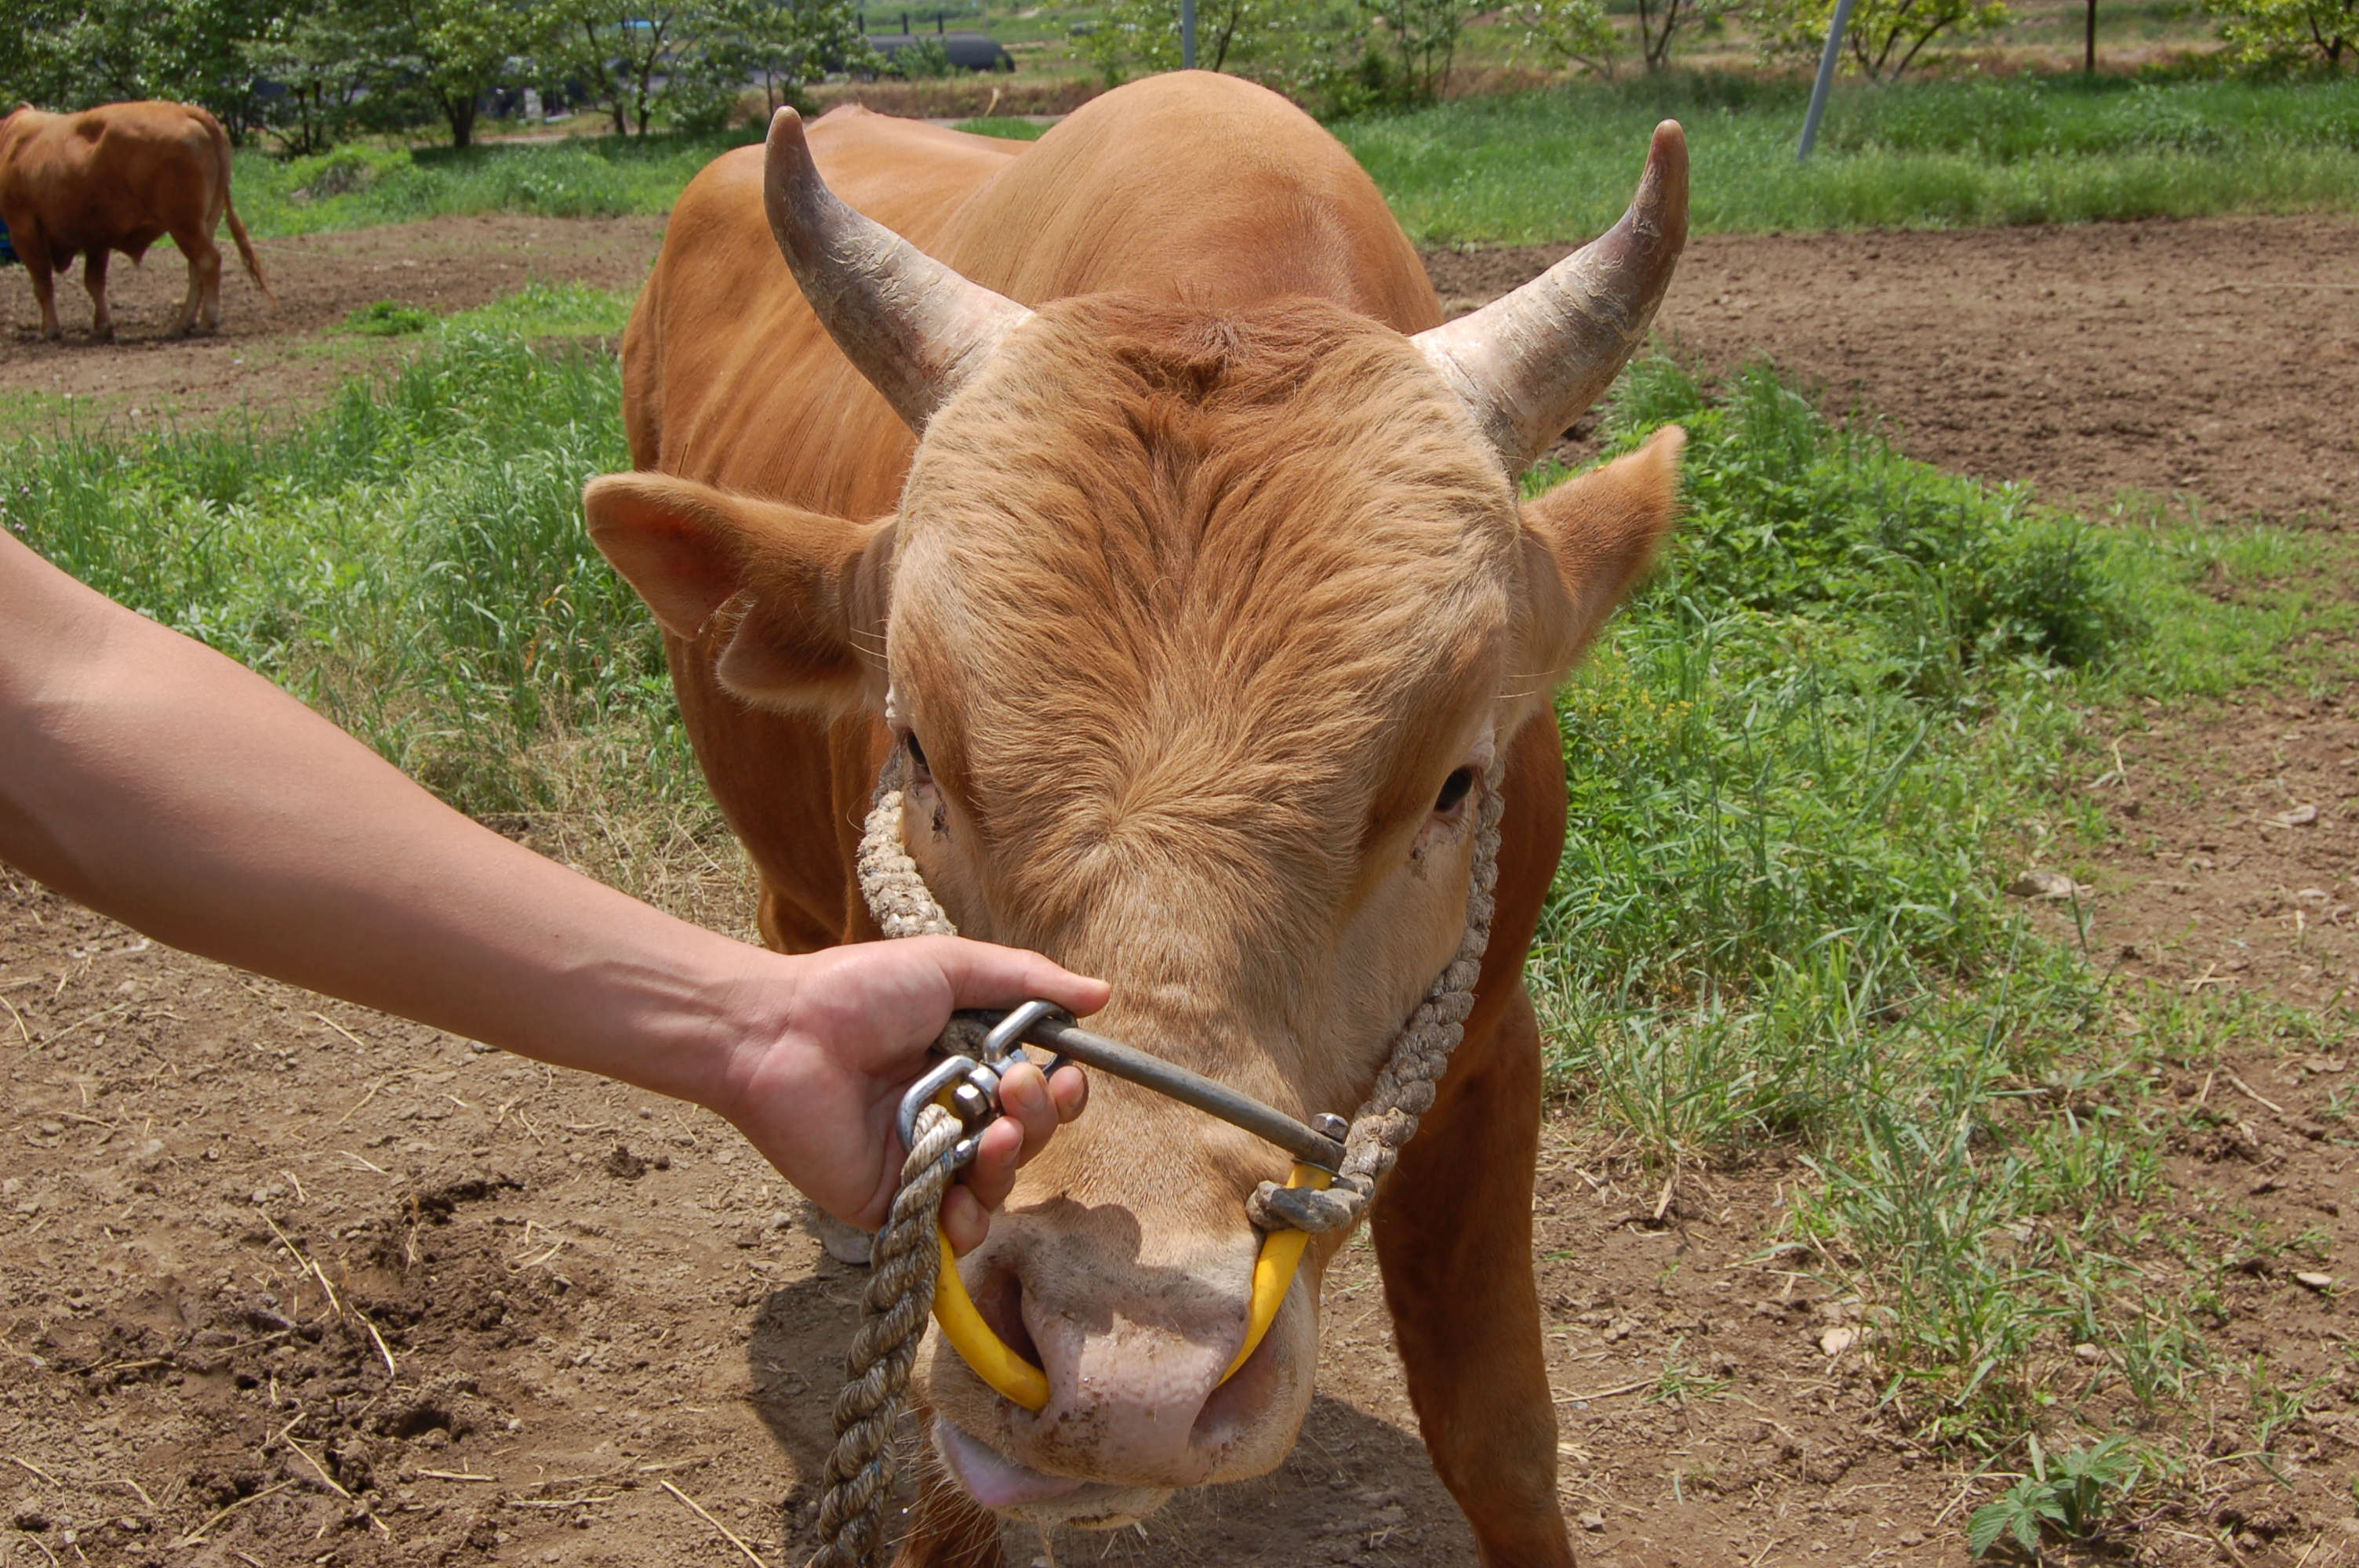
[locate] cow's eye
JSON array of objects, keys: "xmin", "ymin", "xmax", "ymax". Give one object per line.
[
  {"xmin": 1434, "ymin": 766, "xmax": 1476, "ymax": 815},
  {"xmin": 904, "ymin": 730, "xmax": 931, "ymax": 781}
]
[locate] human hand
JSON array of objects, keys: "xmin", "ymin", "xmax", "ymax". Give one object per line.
[{"xmin": 711, "ymin": 936, "xmax": 1104, "ymax": 1252}]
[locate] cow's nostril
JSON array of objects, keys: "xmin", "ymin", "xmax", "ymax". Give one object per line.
[
  {"xmin": 974, "ymin": 1259, "xmax": 1040, "ymax": 1374},
  {"xmin": 1188, "ymin": 1324, "xmax": 1276, "ymax": 1453}
]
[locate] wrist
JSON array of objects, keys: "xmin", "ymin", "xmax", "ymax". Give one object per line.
[{"xmin": 692, "ymin": 941, "xmax": 820, "ymax": 1130}]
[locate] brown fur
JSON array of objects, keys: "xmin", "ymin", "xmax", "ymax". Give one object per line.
[
  {"xmin": 584, "ymin": 71, "xmax": 1682, "ymax": 1566},
  {"xmin": 0, "ymin": 99, "xmax": 270, "ymax": 341}
]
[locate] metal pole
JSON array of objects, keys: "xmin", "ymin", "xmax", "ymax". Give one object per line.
[
  {"xmin": 1182, "ymin": 0, "xmax": 1197, "ymax": 69},
  {"xmin": 1796, "ymin": 0, "xmax": 1856, "ymax": 161}
]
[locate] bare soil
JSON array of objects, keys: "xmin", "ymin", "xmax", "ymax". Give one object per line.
[
  {"xmin": 0, "ymin": 215, "xmax": 665, "ymax": 425},
  {"xmin": 5, "ymin": 212, "xmax": 2359, "ymax": 1568},
  {"xmin": 1427, "ymin": 216, "xmax": 2359, "ymax": 528}
]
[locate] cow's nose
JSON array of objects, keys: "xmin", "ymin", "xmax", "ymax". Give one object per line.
[{"xmin": 969, "ymin": 1235, "xmax": 1285, "ymax": 1489}]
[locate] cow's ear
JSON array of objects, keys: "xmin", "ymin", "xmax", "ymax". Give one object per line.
[
  {"xmin": 1517, "ymin": 425, "xmax": 1682, "ymax": 684},
  {"xmin": 583, "ymin": 473, "xmax": 892, "ymax": 715}
]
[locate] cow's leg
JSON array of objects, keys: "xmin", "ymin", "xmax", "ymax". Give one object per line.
[
  {"xmin": 18, "ymin": 230, "xmax": 60, "ymax": 339},
  {"xmin": 82, "ymin": 250, "xmax": 113, "ymax": 342},
  {"xmin": 1372, "ymin": 987, "xmax": 1574, "ymax": 1568},
  {"xmin": 168, "ymin": 230, "xmax": 220, "ymax": 338},
  {"xmin": 892, "ymin": 1466, "xmax": 1003, "ymax": 1568}
]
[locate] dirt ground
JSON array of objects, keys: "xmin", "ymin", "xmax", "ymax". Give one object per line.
[
  {"xmin": 5, "ymin": 210, "xmax": 2359, "ymax": 1568},
  {"xmin": 0, "ymin": 216, "xmax": 665, "ymax": 423},
  {"xmin": 1427, "ymin": 215, "xmax": 2359, "ymax": 528}
]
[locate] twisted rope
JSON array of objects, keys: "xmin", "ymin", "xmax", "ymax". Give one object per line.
[
  {"xmin": 812, "ymin": 750, "xmax": 1507, "ymax": 1564},
  {"xmin": 810, "ymin": 1095, "xmax": 958, "ymax": 1568}
]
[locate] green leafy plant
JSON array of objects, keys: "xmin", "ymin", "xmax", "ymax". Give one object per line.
[
  {"xmin": 342, "ymin": 300, "xmax": 435, "ymax": 336},
  {"xmin": 2202, "ymin": 0, "xmax": 2356, "ymax": 71},
  {"xmin": 1966, "ymin": 1436, "xmax": 2143, "ymax": 1557}
]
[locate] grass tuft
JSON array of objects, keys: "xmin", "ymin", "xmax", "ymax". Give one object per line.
[
  {"xmin": 0, "ymin": 330, "xmax": 732, "ymax": 920},
  {"xmin": 1527, "ymin": 352, "xmax": 2346, "ymax": 1442},
  {"xmin": 1336, "ymin": 71, "xmax": 2359, "ymax": 241}
]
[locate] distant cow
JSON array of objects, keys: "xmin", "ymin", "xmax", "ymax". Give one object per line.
[{"xmin": 0, "ymin": 100, "xmax": 270, "ymax": 341}]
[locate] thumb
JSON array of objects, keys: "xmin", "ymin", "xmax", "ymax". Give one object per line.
[{"xmin": 918, "ymin": 935, "xmax": 1110, "ymax": 1019}]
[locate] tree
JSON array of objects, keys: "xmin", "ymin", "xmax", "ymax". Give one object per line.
[
  {"xmin": 1750, "ymin": 0, "xmax": 2008, "ymax": 78},
  {"xmin": 2203, "ymin": 0, "xmax": 2355, "ymax": 67},
  {"xmin": 1081, "ymin": 0, "xmax": 1290, "ymax": 81},
  {"xmin": 374, "ymin": 0, "xmax": 552, "ymax": 147},
  {"xmin": 1501, "ymin": 0, "xmax": 1620, "ymax": 76},
  {"xmin": 241, "ymin": 7, "xmax": 379, "ymax": 154},
  {"xmin": 544, "ymin": 0, "xmax": 698, "ymax": 136},
  {"xmin": 1631, "ymin": 0, "xmax": 1719, "ymax": 69},
  {"xmin": 1356, "ymin": 0, "xmax": 1484, "ymax": 101},
  {"xmin": 0, "ymin": 0, "xmax": 278, "ymax": 139},
  {"xmin": 703, "ymin": 0, "xmax": 873, "ymax": 115}
]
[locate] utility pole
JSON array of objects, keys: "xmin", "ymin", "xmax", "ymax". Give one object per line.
[
  {"xmin": 1183, "ymin": 0, "xmax": 1197, "ymax": 67},
  {"xmin": 1796, "ymin": 0, "xmax": 1856, "ymax": 160}
]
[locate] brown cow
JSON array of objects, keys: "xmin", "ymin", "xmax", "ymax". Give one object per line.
[
  {"xmin": 584, "ymin": 71, "xmax": 1685, "ymax": 1566},
  {"xmin": 0, "ymin": 100, "xmax": 269, "ymax": 341}
]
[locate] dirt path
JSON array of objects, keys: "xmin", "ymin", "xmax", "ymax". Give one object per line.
[
  {"xmin": 0, "ymin": 215, "xmax": 665, "ymax": 424},
  {"xmin": 1427, "ymin": 215, "xmax": 2359, "ymax": 528},
  {"xmin": 5, "ymin": 209, "xmax": 2359, "ymax": 1568}
]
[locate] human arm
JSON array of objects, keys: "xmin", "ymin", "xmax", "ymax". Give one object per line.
[{"xmin": 0, "ymin": 531, "xmax": 1099, "ymax": 1242}]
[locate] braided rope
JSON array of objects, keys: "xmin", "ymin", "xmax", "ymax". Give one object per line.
[
  {"xmin": 813, "ymin": 750, "xmax": 1507, "ymax": 1564},
  {"xmin": 811, "ymin": 1097, "xmax": 959, "ymax": 1568}
]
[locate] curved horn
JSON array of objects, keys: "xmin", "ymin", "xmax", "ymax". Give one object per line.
[
  {"xmin": 1414, "ymin": 121, "xmax": 1688, "ymax": 474},
  {"xmin": 762, "ymin": 107, "xmax": 1033, "ymax": 433}
]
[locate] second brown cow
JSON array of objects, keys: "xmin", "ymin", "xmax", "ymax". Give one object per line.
[{"xmin": 0, "ymin": 99, "xmax": 269, "ymax": 341}]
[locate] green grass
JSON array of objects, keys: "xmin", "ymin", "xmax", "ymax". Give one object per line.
[
  {"xmin": 228, "ymin": 129, "xmax": 758, "ymax": 238},
  {"xmin": 1335, "ymin": 71, "xmax": 2359, "ymax": 241},
  {"xmin": 1521, "ymin": 355, "xmax": 2346, "ymax": 1453},
  {"xmin": 0, "ymin": 331, "xmax": 697, "ymax": 842},
  {"xmin": 439, "ymin": 280, "xmax": 640, "ymax": 339},
  {"xmin": 220, "ymin": 71, "xmax": 2359, "ymax": 245},
  {"xmin": 950, "ymin": 116, "xmax": 1053, "ymax": 138}
]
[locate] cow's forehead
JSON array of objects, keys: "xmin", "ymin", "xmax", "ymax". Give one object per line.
[
  {"xmin": 895, "ymin": 298, "xmax": 1519, "ymax": 729},
  {"xmin": 882, "ymin": 296, "xmax": 1524, "ymax": 911}
]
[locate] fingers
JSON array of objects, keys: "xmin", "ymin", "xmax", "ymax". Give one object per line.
[
  {"xmin": 921, "ymin": 935, "xmax": 1110, "ymax": 1019},
  {"xmin": 942, "ymin": 1183, "xmax": 988, "ymax": 1255},
  {"xmin": 944, "ymin": 1062, "xmax": 1089, "ymax": 1253},
  {"xmin": 996, "ymin": 1062, "xmax": 1060, "ymax": 1166},
  {"xmin": 1047, "ymin": 1063, "xmax": 1088, "ymax": 1124}
]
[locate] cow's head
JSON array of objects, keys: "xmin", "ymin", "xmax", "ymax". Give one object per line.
[{"xmin": 587, "ymin": 107, "xmax": 1685, "ymax": 1527}]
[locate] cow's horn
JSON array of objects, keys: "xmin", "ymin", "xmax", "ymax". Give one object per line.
[
  {"xmin": 1412, "ymin": 121, "xmax": 1688, "ymax": 475},
  {"xmin": 762, "ymin": 107, "xmax": 1033, "ymax": 433}
]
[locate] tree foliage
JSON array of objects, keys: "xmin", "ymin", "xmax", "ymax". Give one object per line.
[
  {"xmin": 2205, "ymin": 0, "xmax": 2357, "ymax": 68},
  {"xmin": 1501, "ymin": 0, "xmax": 1621, "ymax": 76},
  {"xmin": 1749, "ymin": 0, "xmax": 2010, "ymax": 77},
  {"xmin": 0, "ymin": 0, "xmax": 875, "ymax": 151}
]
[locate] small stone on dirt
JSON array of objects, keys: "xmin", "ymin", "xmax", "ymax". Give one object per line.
[
  {"xmin": 2295, "ymin": 1272, "xmax": 2335, "ymax": 1291},
  {"xmin": 1578, "ymin": 1512, "xmax": 1607, "ymax": 1533},
  {"xmin": 2074, "ymin": 1342, "xmax": 2102, "ymax": 1363},
  {"xmin": 1818, "ymin": 1326, "xmax": 1859, "ymax": 1356},
  {"xmin": 2269, "ymin": 804, "xmax": 2319, "ymax": 828},
  {"xmin": 2005, "ymin": 869, "xmax": 2078, "ymax": 900}
]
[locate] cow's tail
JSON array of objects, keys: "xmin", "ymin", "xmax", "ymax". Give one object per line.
[{"xmin": 200, "ymin": 109, "xmax": 271, "ymax": 299}]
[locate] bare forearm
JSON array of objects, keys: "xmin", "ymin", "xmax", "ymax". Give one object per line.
[{"xmin": 0, "ymin": 536, "xmax": 758, "ymax": 1106}]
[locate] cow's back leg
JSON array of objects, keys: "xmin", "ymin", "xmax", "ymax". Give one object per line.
[
  {"xmin": 167, "ymin": 227, "xmax": 220, "ymax": 337},
  {"xmin": 82, "ymin": 249, "xmax": 113, "ymax": 341},
  {"xmin": 1372, "ymin": 986, "xmax": 1575, "ymax": 1568},
  {"xmin": 893, "ymin": 1466, "xmax": 1004, "ymax": 1568},
  {"xmin": 16, "ymin": 227, "xmax": 60, "ymax": 339}
]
